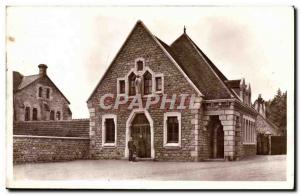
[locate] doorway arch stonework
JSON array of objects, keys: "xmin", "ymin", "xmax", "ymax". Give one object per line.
[{"xmin": 125, "ymin": 109, "xmax": 154, "ymax": 159}]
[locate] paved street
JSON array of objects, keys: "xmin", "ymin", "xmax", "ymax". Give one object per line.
[{"xmin": 14, "ymin": 155, "xmax": 286, "ymax": 181}]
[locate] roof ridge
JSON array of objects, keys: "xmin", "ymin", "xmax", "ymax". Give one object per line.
[
  {"xmin": 182, "ymin": 33, "xmax": 228, "ymax": 81},
  {"xmin": 174, "ymin": 33, "xmax": 238, "ymax": 99},
  {"xmin": 87, "ymin": 20, "xmax": 204, "ymax": 102}
]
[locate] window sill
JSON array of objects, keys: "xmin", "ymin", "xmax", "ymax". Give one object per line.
[
  {"xmin": 164, "ymin": 143, "xmax": 181, "ymax": 149},
  {"xmin": 127, "ymin": 94, "xmax": 162, "ymax": 99},
  {"xmin": 102, "ymin": 143, "xmax": 116, "ymax": 148},
  {"xmin": 242, "ymin": 142, "xmax": 256, "ymax": 145}
]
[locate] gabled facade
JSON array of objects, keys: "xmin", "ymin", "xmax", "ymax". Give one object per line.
[
  {"xmin": 87, "ymin": 21, "xmax": 258, "ymax": 161},
  {"xmin": 13, "ymin": 64, "xmax": 72, "ymax": 121}
]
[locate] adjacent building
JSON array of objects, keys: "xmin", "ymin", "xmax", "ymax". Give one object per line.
[
  {"xmin": 254, "ymin": 94, "xmax": 281, "ymax": 154},
  {"xmin": 87, "ymin": 21, "xmax": 259, "ymax": 161},
  {"xmin": 13, "ymin": 64, "xmax": 72, "ymax": 121}
]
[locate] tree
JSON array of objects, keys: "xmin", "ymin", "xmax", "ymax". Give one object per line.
[{"xmin": 265, "ymin": 89, "xmax": 287, "ymax": 136}]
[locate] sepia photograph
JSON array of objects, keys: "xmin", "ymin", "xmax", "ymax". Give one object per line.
[{"xmin": 5, "ymin": 5, "xmax": 294, "ymax": 190}]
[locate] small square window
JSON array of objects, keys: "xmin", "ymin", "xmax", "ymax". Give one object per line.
[{"xmin": 137, "ymin": 60, "xmax": 144, "ymax": 71}]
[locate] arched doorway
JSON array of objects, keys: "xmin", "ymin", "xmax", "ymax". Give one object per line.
[
  {"xmin": 131, "ymin": 113, "xmax": 151, "ymax": 158},
  {"xmin": 125, "ymin": 109, "xmax": 154, "ymax": 159},
  {"xmin": 208, "ymin": 116, "xmax": 224, "ymax": 159}
]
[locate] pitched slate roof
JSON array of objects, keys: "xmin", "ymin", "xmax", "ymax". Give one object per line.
[
  {"xmin": 88, "ymin": 21, "xmax": 240, "ymax": 101},
  {"xmin": 17, "ymin": 74, "xmax": 40, "ymax": 90},
  {"xmin": 168, "ymin": 33, "xmax": 236, "ymax": 99},
  {"xmin": 225, "ymin": 79, "xmax": 241, "ymax": 88},
  {"xmin": 13, "ymin": 71, "xmax": 71, "ymax": 104}
]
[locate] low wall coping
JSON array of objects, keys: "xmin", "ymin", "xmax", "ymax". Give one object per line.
[{"xmin": 13, "ymin": 135, "xmax": 90, "ymax": 140}]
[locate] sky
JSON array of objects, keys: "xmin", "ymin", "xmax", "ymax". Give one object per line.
[{"xmin": 6, "ymin": 6, "xmax": 294, "ymax": 118}]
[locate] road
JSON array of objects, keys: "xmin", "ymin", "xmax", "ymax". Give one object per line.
[{"xmin": 13, "ymin": 155, "xmax": 286, "ymax": 181}]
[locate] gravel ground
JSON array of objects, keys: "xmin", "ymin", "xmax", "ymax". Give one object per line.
[{"xmin": 13, "ymin": 155, "xmax": 286, "ymax": 181}]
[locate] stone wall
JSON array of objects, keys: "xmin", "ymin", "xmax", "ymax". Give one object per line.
[
  {"xmin": 13, "ymin": 135, "xmax": 90, "ymax": 164},
  {"xmin": 87, "ymin": 21, "xmax": 201, "ymax": 161},
  {"xmin": 242, "ymin": 144, "xmax": 256, "ymax": 157},
  {"xmin": 13, "ymin": 119, "xmax": 89, "ymax": 137},
  {"xmin": 14, "ymin": 76, "xmax": 71, "ymax": 121}
]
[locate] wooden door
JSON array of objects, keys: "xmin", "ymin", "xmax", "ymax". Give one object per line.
[
  {"xmin": 216, "ymin": 127, "xmax": 224, "ymax": 158},
  {"xmin": 131, "ymin": 114, "xmax": 151, "ymax": 158}
]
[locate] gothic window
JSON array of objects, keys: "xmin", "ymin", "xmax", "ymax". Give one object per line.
[
  {"xmin": 56, "ymin": 111, "xmax": 61, "ymax": 120},
  {"xmin": 46, "ymin": 88, "xmax": 50, "ymax": 99},
  {"xmin": 38, "ymin": 87, "xmax": 43, "ymax": 98},
  {"xmin": 143, "ymin": 71, "xmax": 152, "ymax": 95},
  {"xmin": 129, "ymin": 72, "xmax": 136, "ymax": 96},
  {"xmin": 32, "ymin": 108, "xmax": 38, "ymax": 121},
  {"xmin": 105, "ymin": 118, "xmax": 115, "ymax": 143},
  {"xmin": 25, "ymin": 107, "xmax": 30, "ymax": 121},
  {"xmin": 155, "ymin": 76, "xmax": 162, "ymax": 92},
  {"xmin": 50, "ymin": 110, "xmax": 55, "ymax": 120}
]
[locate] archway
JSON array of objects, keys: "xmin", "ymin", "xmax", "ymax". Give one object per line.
[
  {"xmin": 125, "ymin": 109, "xmax": 154, "ymax": 159},
  {"xmin": 131, "ymin": 113, "xmax": 151, "ymax": 158},
  {"xmin": 208, "ymin": 116, "xmax": 224, "ymax": 159}
]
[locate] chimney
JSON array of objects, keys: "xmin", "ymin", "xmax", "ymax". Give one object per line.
[{"xmin": 38, "ymin": 64, "xmax": 48, "ymax": 76}]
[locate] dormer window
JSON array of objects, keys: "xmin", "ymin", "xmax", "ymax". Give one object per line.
[
  {"xmin": 38, "ymin": 87, "xmax": 43, "ymax": 98},
  {"xmin": 143, "ymin": 71, "xmax": 152, "ymax": 95},
  {"xmin": 137, "ymin": 60, "xmax": 144, "ymax": 71}
]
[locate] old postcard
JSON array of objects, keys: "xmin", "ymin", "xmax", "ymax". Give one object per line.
[{"xmin": 5, "ymin": 5, "xmax": 294, "ymax": 189}]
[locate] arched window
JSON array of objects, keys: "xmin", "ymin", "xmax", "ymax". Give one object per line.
[
  {"xmin": 56, "ymin": 111, "xmax": 61, "ymax": 120},
  {"xmin": 25, "ymin": 106, "xmax": 30, "ymax": 121},
  {"xmin": 46, "ymin": 88, "xmax": 50, "ymax": 99},
  {"xmin": 50, "ymin": 110, "xmax": 55, "ymax": 120},
  {"xmin": 129, "ymin": 72, "xmax": 136, "ymax": 96},
  {"xmin": 32, "ymin": 108, "xmax": 38, "ymax": 121},
  {"xmin": 38, "ymin": 87, "xmax": 43, "ymax": 97},
  {"xmin": 143, "ymin": 71, "xmax": 152, "ymax": 95}
]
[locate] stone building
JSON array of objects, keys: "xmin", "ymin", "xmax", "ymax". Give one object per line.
[
  {"xmin": 13, "ymin": 64, "xmax": 72, "ymax": 121},
  {"xmin": 254, "ymin": 94, "xmax": 280, "ymax": 154},
  {"xmin": 87, "ymin": 21, "xmax": 258, "ymax": 161}
]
